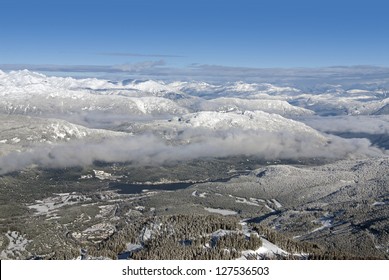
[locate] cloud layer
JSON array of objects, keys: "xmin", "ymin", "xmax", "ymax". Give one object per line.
[
  {"xmin": 303, "ymin": 115, "xmax": 389, "ymax": 135},
  {"xmin": 0, "ymin": 68, "xmax": 388, "ymax": 175},
  {"xmin": 0, "ymin": 131, "xmax": 384, "ymax": 175}
]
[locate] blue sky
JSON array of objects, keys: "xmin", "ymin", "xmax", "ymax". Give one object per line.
[{"xmin": 1, "ymin": 0, "xmax": 389, "ymax": 70}]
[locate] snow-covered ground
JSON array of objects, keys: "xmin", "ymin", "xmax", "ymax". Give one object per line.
[
  {"xmin": 239, "ymin": 238, "xmax": 289, "ymax": 260},
  {"xmin": 233, "ymin": 196, "xmax": 261, "ymax": 206},
  {"xmin": 27, "ymin": 192, "xmax": 91, "ymax": 216},
  {"xmin": 95, "ymin": 204, "xmax": 117, "ymax": 218},
  {"xmin": 0, "ymin": 231, "xmax": 31, "ymax": 259},
  {"xmin": 204, "ymin": 207, "xmax": 238, "ymax": 215},
  {"xmin": 311, "ymin": 216, "xmax": 334, "ymax": 233},
  {"xmin": 72, "ymin": 223, "xmax": 116, "ymax": 242},
  {"xmin": 372, "ymin": 201, "xmax": 389, "ymax": 206},
  {"xmin": 92, "ymin": 170, "xmax": 123, "ymax": 181},
  {"xmin": 192, "ymin": 190, "xmax": 208, "ymax": 198}
]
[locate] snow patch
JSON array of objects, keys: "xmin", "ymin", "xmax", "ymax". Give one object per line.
[
  {"xmin": 204, "ymin": 207, "xmax": 237, "ymax": 215},
  {"xmin": 0, "ymin": 231, "xmax": 31, "ymax": 259},
  {"xmin": 372, "ymin": 201, "xmax": 389, "ymax": 206},
  {"xmin": 239, "ymin": 238, "xmax": 289, "ymax": 260},
  {"xmin": 311, "ymin": 213, "xmax": 334, "ymax": 233},
  {"xmin": 271, "ymin": 199, "xmax": 283, "ymax": 208},
  {"xmin": 95, "ymin": 204, "xmax": 117, "ymax": 218},
  {"xmin": 11, "ymin": 137, "xmax": 20, "ymax": 143},
  {"xmin": 192, "ymin": 190, "xmax": 208, "ymax": 198},
  {"xmin": 265, "ymin": 205, "xmax": 275, "ymax": 212},
  {"xmin": 126, "ymin": 243, "xmax": 143, "ymax": 252},
  {"xmin": 72, "ymin": 223, "xmax": 116, "ymax": 243},
  {"xmin": 93, "ymin": 170, "xmax": 122, "ymax": 180},
  {"xmin": 230, "ymin": 195, "xmax": 260, "ymax": 206},
  {"xmin": 27, "ymin": 193, "xmax": 91, "ymax": 215}
]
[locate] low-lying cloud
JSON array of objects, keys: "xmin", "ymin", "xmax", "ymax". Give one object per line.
[
  {"xmin": 0, "ymin": 130, "xmax": 384, "ymax": 175},
  {"xmin": 303, "ymin": 115, "xmax": 389, "ymax": 134}
]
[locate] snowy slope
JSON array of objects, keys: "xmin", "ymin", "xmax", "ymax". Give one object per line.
[
  {"xmin": 0, "ymin": 114, "xmax": 127, "ymax": 155},
  {"xmin": 0, "ymin": 70, "xmax": 189, "ymax": 117},
  {"xmin": 0, "ymin": 69, "xmax": 386, "ymax": 174},
  {"xmin": 1, "ymin": 70, "xmax": 387, "ymax": 119},
  {"xmin": 199, "ymin": 97, "xmax": 314, "ymax": 117},
  {"xmin": 126, "ymin": 80, "xmax": 179, "ymax": 94},
  {"xmin": 126, "ymin": 110, "xmax": 329, "ymax": 150},
  {"xmin": 168, "ymin": 110, "xmax": 324, "ymax": 136},
  {"xmin": 169, "ymin": 81, "xmax": 301, "ymax": 98},
  {"xmin": 0, "ymin": 70, "xmax": 115, "ymax": 91}
]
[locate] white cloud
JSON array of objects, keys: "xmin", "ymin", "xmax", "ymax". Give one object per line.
[{"xmin": 0, "ymin": 129, "xmax": 384, "ymax": 175}]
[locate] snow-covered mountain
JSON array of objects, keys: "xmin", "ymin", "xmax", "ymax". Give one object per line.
[
  {"xmin": 0, "ymin": 71, "xmax": 318, "ymax": 122},
  {"xmin": 168, "ymin": 110, "xmax": 321, "ymax": 135},
  {"xmin": 0, "ymin": 70, "xmax": 189, "ymax": 119},
  {"xmin": 1, "ymin": 70, "xmax": 388, "ymax": 118},
  {"xmin": 125, "ymin": 110, "xmax": 329, "ymax": 150},
  {"xmin": 0, "ymin": 114, "xmax": 127, "ymax": 156},
  {"xmin": 169, "ymin": 81, "xmax": 301, "ymax": 98},
  {"xmin": 199, "ymin": 97, "xmax": 314, "ymax": 117},
  {"xmin": 0, "ymin": 69, "xmax": 386, "ymax": 169},
  {"xmin": 0, "ymin": 69, "xmax": 114, "ymax": 91}
]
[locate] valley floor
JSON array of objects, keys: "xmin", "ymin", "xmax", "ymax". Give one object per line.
[{"xmin": 0, "ymin": 156, "xmax": 388, "ymax": 260}]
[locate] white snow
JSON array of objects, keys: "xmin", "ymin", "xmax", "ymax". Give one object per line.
[
  {"xmin": 125, "ymin": 243, "xmax": 143, "ymax": 252},
  {"xmin": 128, "ymin": 80, "xmax": 176, "ymax": 94},
  {"xmin": 11, "ymin": 137, "xmax": 20, "ymax": 143},
  {"xmin": 140, "ymin": 228, "xmax": 152, "ymax": 242},
  {"xmin": 239, "ymin": 238, "xmax": 289, "ymax": 259},
  {"xmin": 265, "ymin": 205, "xmax": 275, "ymax": 212},
  {"xmin": 347, "ymin": 89, "xmax": 371, "ymax": 94},
  {"xmin": 210, "ymin": 229, "xmax": 235, "ymax": 238},
  {"xmin": 0, "ymin": 231, "xmax": 31, "ymax": 259},
  {"xmin": 93, "ymin": 170, "xmax": 112, "ymax": 180},
  {"xmin": 72, "ymin": 223, "xmax": 116, "ymax": 243},
  {"xmin": 204, "ymin": 207, "xmax": 238, "ymax": 215},
  {"xmin": 372, "ymin": 201, "xmax": 388, "ymax": 206},
  {"xmin": 230, "ymin": 195, "xmax": 260, "ymax": 206},
  {"xmin": 201, "ymin": 97, "xmax": 314, "ymax": 116},
  {"xmin": 0, "ymin": 70, "xmax": 188, "ymax": 118},
  {"xmin": 93, "ymin": 170, "xmax": 122, "ymax": 180},
  {"xmin": 250, "ymin": 197, "xmax": 265, "ymax": 203},
  {"xmin": 83, "ymin": 223, "xmax": 115, "ymax": 234},
  {"xmin": 95, "ymin": 204, "xmax": 117, "ymax": 218},
  {"xmin": 271, "ymin": 199, "xmax": 283, "ymax": 208},
  {"xmin": 169, "ymin": 80, "xmax": 300, "ymax": 97},
  {"xmin": 311, "ymin": 214, "xmax": 333, "ymax": 233},
  {"xmin": 27, "ymin": 193, "xmax": 91, "ymax": 215},
  {"xmin": 238, "ymin": 221, "xmax": 288, "ymax": 259},
  {"xmin": 192, "ymin": 190, "xmax": 207, "ymax": 198},
  {"xmin": 1, "ymin": 69, "xmax": 387, "ymax": 176}
]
